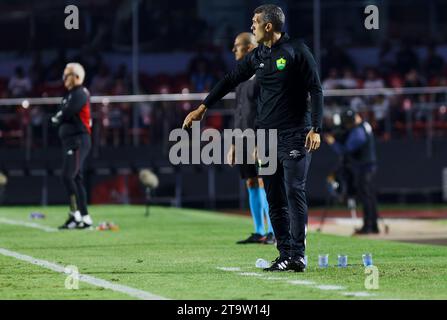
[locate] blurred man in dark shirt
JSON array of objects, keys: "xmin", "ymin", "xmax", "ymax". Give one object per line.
[
  {"xmin": 325, "ymin": 109, "xmax": 380, "ymax": 234},
  {"xmin": 227, "ymin": 32, "xmax": 274, "ymax": 245}
]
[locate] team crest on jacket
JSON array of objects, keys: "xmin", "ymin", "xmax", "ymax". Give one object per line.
[{"xmin": 276, "ymin": 57, "xmax": 287, "ymax": 71}]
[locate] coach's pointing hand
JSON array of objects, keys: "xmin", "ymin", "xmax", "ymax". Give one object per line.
[
  {"xmin": 305, "ymin": 129, "xmax": 321, "ymax": 152},
  {"xmin": 182, "ymin": 104, "xmax": 207, "ymax": 129}
]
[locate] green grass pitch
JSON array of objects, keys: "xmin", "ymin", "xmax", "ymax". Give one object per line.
[{"xmin": 1, "ymin": 205, "xmax": 447, "ymax": 300}]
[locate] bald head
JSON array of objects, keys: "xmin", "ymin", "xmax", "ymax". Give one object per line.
[
  {"xmin": 237, "ymin": 32, "xmax": 257, "ymax": 47},
  {"xmin": 232, "ymin": 32, "xmax": 258, "ymax": 61}
]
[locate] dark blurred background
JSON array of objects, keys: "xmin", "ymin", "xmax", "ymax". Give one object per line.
[{"xmin": 0, "ymin": 0, "xmax": 446, "ymax": 209}]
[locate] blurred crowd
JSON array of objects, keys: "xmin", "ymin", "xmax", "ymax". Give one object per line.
[
  {"xmin": 321, "ymin": 41, "xmax": 447, "ymax": 140},
  {"xmin": 0, "ymin": 47, "xmax": 230, "ymax": 148},
  {"xmin": 1, "ymin": 40, "xmax": 447, "ymax": 148}
]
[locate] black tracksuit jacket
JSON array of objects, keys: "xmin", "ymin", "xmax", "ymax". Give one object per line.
[
  {"xmin": 234, "ymin": 76, "xmax": 259, "ymax": 131},
  {"xmin": 203, "ymin": 33, "xmax": 323, "ymax": 131},
  {"xmin": 58, "ymin": 85, "xmax": 92, "ymax": 149}
]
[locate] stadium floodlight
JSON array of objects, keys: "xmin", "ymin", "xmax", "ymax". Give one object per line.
[{"xmin": 139, "ymin": 169, "xmax": 159, "ymax": 217}]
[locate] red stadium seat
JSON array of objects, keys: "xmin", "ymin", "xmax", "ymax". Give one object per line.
[
  {"xmin": 204, "ymin": 113, "xmax": 223, "ymax": 131},
  {"xmin": 388, "ymin": 73, "xmax": 403, "ymax": 88}
]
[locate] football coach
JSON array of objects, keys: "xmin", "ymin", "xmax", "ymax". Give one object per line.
[
  {"xmin": 52, "ymin": 63, "xmax": 93, "ymax": 230},
  {"xmin": 183, "ymin": 4, "xmax": 323, "ymax": 272}
]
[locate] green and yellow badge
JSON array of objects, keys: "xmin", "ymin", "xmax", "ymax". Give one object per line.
[{"xmin": 276, "ymin": 57, "xmax": 287, "ymax": 71}]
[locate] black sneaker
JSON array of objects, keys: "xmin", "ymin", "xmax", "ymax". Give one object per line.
[
  {"xmin": 263, "ymin": 256, "xmax": 306, "ymax": 272},
  {"xmin": 59, "ymin": 211, "xmax": 83, "ymax": 230},
  {"xmin": 76, "ymin": 222, "xmax": 92, "ymax": 229},
  {"xmin": 236, "ymin": 233, "xmax": 266, "ymax": 244},
  {"xmin": 263, "ymin": 232, "xmax": 276, "ymax": 245},
  {"xmin": 288, "ymin": 257, "xmax": 306, "ymax": 272},
  {"xmin": 263, "ymin": 256, "xmax": 291, "ymax": 272},
  {"xmin": 76, "ymin": 215, "xmax": 93, "ymax": 230},
  {"xmin": 58, "ymin": 215, "xmax": 78, "ymax": 230}
]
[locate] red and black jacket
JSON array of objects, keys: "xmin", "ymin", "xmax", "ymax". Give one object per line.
[{"xmin": 57, "ymin": 85, "xmax": 92, "ymax": 146}]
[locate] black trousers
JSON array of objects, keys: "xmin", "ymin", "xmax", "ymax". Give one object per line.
[
  {"xmin": 61, "ymin": 134, "xmax": 91, "ymax": 216},
  {"xmin": 234, "ymin": 136, "xmax": 258, "ymax": 179},
  {"xmin": 262, "ymin": 127, "xmax": 312, "ymax": 260},
  {"xmin": 355, "ymin": 168, "xmax": 379, "ymax": 230}
]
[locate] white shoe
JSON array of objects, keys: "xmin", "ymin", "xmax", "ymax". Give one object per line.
[
  {"xmin": 82, "ymin": 215, "xmax": 93, "ymax": 226},
  {"xmin": 76, "ymin": 214, "xmax": 93, "ymax": 229},
  {"xmin": 72, "ymin": 211, "xmax": 82, "ymax": 223}
]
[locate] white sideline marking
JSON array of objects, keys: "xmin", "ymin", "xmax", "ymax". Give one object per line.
[
  {"xmin": 0, "ymin": 248, "xmax": 167, "ymax": 300},
  {"xmin": 216, "ymin": 267, "xmax": 365, "ymax": 298},
  {"xmin": 287, "ymin": 280, "xmax": 315, "ymax": 286},
  {"xmin": 216, "ymin": 267, "xmax": 241, "ymax": 272},
  {"xmin": 239, "ymin": 272, "xmax": 263, "ymax": 277},
  {"xmin": 315, "ymin": 285, "xmax": 346, "ymax": 291},
  {"xmin": 0, "ymin": 217, "xmax": 376, "ymax": 299},
  {"xmin": 0, "ymin": 217, "xmax": 58, "ymax": 232},
  {"xmin": 265, "ymin": 276, "xmax": 285, "ymax": 281},
  {"xmin": 341, "ymin": 291, "xmax": 376, "ymax": 297}
]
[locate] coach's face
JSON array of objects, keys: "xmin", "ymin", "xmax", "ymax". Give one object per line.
[
  {"xmin": 251, "ymin": 13, "xmax": 270, "ymax": 43},
  {"xmin": 62, "ymin": 67, "xmax": 76, "ymax": 90},
  {"xmin": 232, "ymin": 36, "xmax": 250, "ymax": 61}
]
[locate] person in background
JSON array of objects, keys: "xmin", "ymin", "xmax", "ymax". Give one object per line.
[
  {"xmin": 324, "ymin": 109, "xmax": 380, "ymax": 235},
  {"xmin": 8, "ymin": 66, "xmax": 32, "ymax": 97},
  {"xmin": 52, "ymin": 63, "xmax": 93, "ymax": 230},
  {"xmin": 227, "ymin": 32, "xmax": 275, "ymax": 245}
]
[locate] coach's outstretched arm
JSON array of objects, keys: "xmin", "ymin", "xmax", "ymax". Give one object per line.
[{"xmin": 182, "ymin": 53, "xmax": 256, "ymax": 129}]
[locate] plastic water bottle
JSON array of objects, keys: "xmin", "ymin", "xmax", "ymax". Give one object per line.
[
  {"xmin": 318, "ymin": 254, "xmax": 329, "ymax": 268},
  {"xmin": 362, "ymin": 253, "xmax": 373, "ymax": 267},
  {"xmin": 29, "ymin": 212, "xmax": 45, "ymax": 219},
  {"xmin": 255, "ymin": 258, "xmax": 269, "ymax": 269},
  {"xmin": 337, "ymin": 254, "xmax": 348, "ymax": 268}
]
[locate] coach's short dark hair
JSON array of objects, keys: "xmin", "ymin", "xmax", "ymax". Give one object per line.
[{"xmin": 254, "ymin": 4, "xmax": 285, "ymax": 32}]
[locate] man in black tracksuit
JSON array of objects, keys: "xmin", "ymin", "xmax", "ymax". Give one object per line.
[
  {"xmin": 183, "ymin": 4, "xmax": 323, "ymax": 272},
  {"xmin": 52, "ymin": 63, "xmax": 93, "ymax": 230}
]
